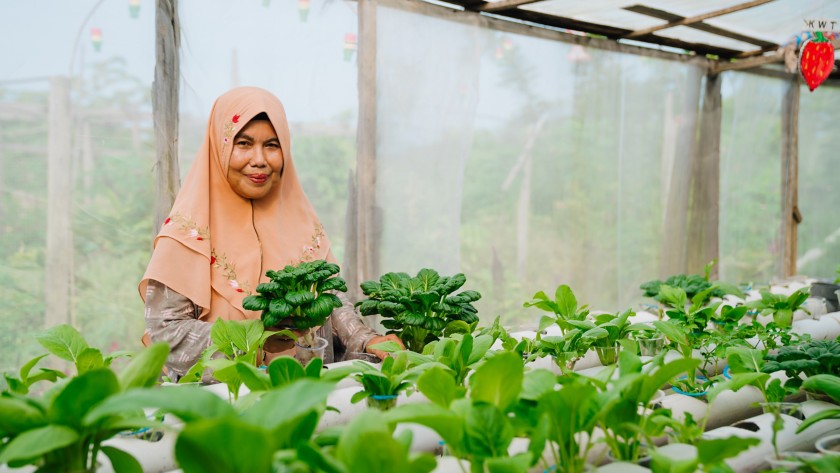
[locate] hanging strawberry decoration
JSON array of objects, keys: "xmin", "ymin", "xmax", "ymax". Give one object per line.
[{"xmin": 800, "ymin": 32, "xmax": 835, "ymax": 92}]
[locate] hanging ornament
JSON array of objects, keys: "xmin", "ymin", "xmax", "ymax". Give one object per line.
[
  {"xmin": 495, "ymin": 37, "xmax": 513, "ymax": 60},
  {"xmin": 128, "ymin": 0, "xmax": 140, "ymax": 18},
  {"xmin": 800, "ymin": 31, "xmax": 835, "ymax": 92},
  {"xmin": 343, "ymin": 33, "xmax": 357, "ymax": 62},
  {"xmin": 91, "ymin": 27, "xmax": 102, "ymax": 52},
  {"xmin": 298, "ymin": 0, "xmax": 310, "ymax": 22},
  {"xmin": 567, "ymin": 44, "xmax": 591, "ymax": 63}
]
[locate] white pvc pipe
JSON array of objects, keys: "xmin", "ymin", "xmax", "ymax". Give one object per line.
[{"xmin": 704, "ymin": 400, "xmax": 840, "ymax": 473}]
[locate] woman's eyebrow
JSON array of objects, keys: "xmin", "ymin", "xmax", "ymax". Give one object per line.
[{"xmin": 236, "ymin": 133, "xmax": 254, "ymax": 141}]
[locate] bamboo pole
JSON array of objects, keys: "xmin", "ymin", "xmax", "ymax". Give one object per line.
[{"xmin": 152, "ymin": 0, "xmax": 180, "ymax": 234}]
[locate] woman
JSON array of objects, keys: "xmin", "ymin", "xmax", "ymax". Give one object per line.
[{"xmin": 140, "ymin": 87, "xmax": 401, "ymax": 380}]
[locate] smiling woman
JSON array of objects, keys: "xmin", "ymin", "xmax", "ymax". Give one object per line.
[
  {"xmin": 226, "ymin": 113, "xmax": 284, "ymax": 200},
  {"xmin": 139, "ymin": 87, "xmax": 402, "ymax": 380}
]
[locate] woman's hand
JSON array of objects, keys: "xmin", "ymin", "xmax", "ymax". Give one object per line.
[{"xmin": 365, "ymin": 334, "xmax": 405, "ymax": 360}]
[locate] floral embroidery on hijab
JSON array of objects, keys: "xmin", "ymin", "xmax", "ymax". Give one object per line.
[
  {"xmin": 293, "ymin": 224, "xmax": 326, "ymax": 264},
  {"xmin": 222, "ymin": 114, "xmax": 240, "ymax": 147},
  {"xmin": 164, "ymin": 213, "xmax": 210, "ymax": 241},
  {"xmin": 211, "ymin": 249, "xmax": 252, "ymax": 294}
]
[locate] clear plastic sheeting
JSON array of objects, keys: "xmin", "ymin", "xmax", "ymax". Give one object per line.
[
  {"xmin": 798, "ymin": 85, "xmax": 840, "ymax": 279},
  {"xmin": 719, "ymin": 73, "xmax": 784, "ymax": 284},
  {"xmin": 375, "ymin": 3, "xmax": 701, "ymax": 326},
  {"xmin": 0, "ymin": 0, "xmax": 155, "ymax": 370},
  {"xmin": 178, "ymin": 0, "xmax": 359, "ymax": 261}
]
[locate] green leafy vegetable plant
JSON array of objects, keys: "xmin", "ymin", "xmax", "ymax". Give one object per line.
[
  {"xmin": 762, "ymin": 338, "xmax": 840, "ymax": 390},
  {"xmin": 0, "ymin": 332, "xmax": 172, "ymax": 473},
  {"xmin": 710, "ymin": 347, "xmax": 799, "ymax": 459},
  {"xmin": 384, "ymin": 351, "xmax": 531, "ymax": 472},
  {"xmin": 350, "ymin": 352, "xmax": 428, "ymax": 410},
  {"xmin": 527, "ymin": 284, "xmax": 589, "ymax": 335},
  {"xmin": 242, "ymin": 259, "xmax": 347, "ymax": 348},
  {"xmin": 180, "ymin": 319, "xmax": 295, "ymax": 399},
  {"xmin": 746, "ymin": 288, "xmax": 810, "ymax": 328},
  {"xmin": 356, "ymin": 269, "xmax": 481, "ymax": 352}
]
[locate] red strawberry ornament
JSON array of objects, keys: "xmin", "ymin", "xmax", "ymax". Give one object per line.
[{"xmin": 800, "ymin": 32, "xmax": 835, "ymax": 92}]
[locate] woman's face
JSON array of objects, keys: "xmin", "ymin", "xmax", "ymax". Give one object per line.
[{"xmin": 226, "ymin": 118, "xmax": 283, "ymax": 200}]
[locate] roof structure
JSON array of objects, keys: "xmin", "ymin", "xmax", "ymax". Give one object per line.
[{"xmin": 436, "ymin": 0, "xmax": 840, "ymax": 77}]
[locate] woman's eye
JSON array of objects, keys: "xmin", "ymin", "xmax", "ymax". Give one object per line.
[{"xmin": 236, "ymin": 140, "xmax": 250, "ymax": 146}]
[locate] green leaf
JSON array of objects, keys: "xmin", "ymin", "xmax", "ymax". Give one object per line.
[
  {"xmin": 652, "ymin": 320, "xmax": 688, "ymax": 347},
  {"xmin": 176, "ymin": 417, "xmax": 273, "ymax": 473},
  {"xmin": 382, "ymin": 402, "xmax": 465, "ymax": 451},
  {"xmin": 236, "ymin": 363, "xmax": 272, "ymax": 392},
  {"xmin": 697, "ymin": 437, "xmax": 760, "ymax": 466},
  {"xmin": 802, "ymin": 374, "xmax": 840, "ymax": 404},
  {"xmin": 119, "ymin": 343, "xmax": 169, "ymax": 391},
  {"xmin": 0, "ymin": 424, "xmax": 79, "ymax": 465},
  {"xmin": 486, "ymin": 453, "xmax": 531, "ymax": 473},
  {"xmin": 555, "ymin": 284, "xmax": 578, "ymax": 318},
  {"xmin": 268, "ymin": 298, "xmax": 294, "ymax": 318},
  {"xmin": 0, "ymin": 396, "xmax": 47, "ymax": 434},
  {"xmin": 367, "ymin": 341, "xmax": 403, "ymax": 353},
  {"xmin": 76, "ymin": 347, "xmax": 105, "ymax": 374},
  {"xmin": 85, "ymin": 385, "xmax": 234, "ymax": 424},
  {"xmin": 286, "ymin": 290, "xmax": 316, "ymax": 306},
  {"xmin": 240, "ymin": 380, "xmax": 334, "ymax": 432},
  {"xmin": 305, "ymin": 358, "xmax": 324, "ymax": 378},
  {"xmin": 36, "ymin": 324, "xmax": 88, "ymax": 363},
  {"xmin": 416, "ymin": 268, "xmax": 441, "ymax": 291},
  {"xmin": 268, "ymin": 357, "xmax": 306, "ymax": 387},
  {"xmin": 464, "ymin": 403, "xmax": 514, "ymax": 459},
  {"xmin": 417, "ymin": 366, "xmax": 464, "ymax": 407},
  {"xmin": 19, "ymin": 354, "xmax": 49, "ymax": 382},
  {"xmin": 51, "ymin": 369, "xmax": 120, "ymax": 430},
  {"xmin": 521, "ymin": 369, "xmax": 557, "ymax": 401},
  {"xmin": 242, "ymin": 295, "xmax": 268, "ymax": 311},
  {"xmin": 469, "ymin": 352, "xmax": 523, "ymax": 411},
  {"xmin": 296, "ymin": 441, "xmax": 347, "ymax": 473},
  {"xmin": 101, "ymin": 446, "xmax": 144, "ymax": 473},
  {"xmin": 797, "ymin": 408, "xmax": 840, "ymax": 433}
]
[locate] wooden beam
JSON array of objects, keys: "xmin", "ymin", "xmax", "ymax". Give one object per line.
[
  {"xmin": 624, "ymin": 0, "xmax": 775, "ymax": 39},
  {"xmin": 713, "ymin": 37, "xmax": 840, "ymax": 73},
  {"xmin": 478, "ymin": 0, "xmax": 541, "ymax": 13},
  {"xmin": 780, "ymin": 75, "xmax": 800, "ymax": 277},
  {"xmin": 152, "ymin": 0, "xmax": 181, "ymax": 234},
  {"xmin": 624, "ymin": 4, "xmax": 777, "ymax": 49},
  {"xmin": 46, "ymin": 77, "xmax": 73, "ymax": 332},
  {"xmin": 687, "ymin": 73, "xmax": 722, "ymax": 276},
  {"xmin": 446, "ymin": 0, "xmax": 745, "ymax": 58},
  {"xmin": 389, "ymin": 0, "xmax": 714, "ymax": 68},
  {"xmin": 355, "ymin": 0, "xmax": 379, "ymax": 291}
]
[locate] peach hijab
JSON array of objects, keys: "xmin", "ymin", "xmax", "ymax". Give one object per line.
[{"xmin": 140, "ymin": 87, "xmax": 332, "ymax": 322}]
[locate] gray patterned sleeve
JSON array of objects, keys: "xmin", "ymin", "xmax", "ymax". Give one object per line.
[
  {"xmin": 144, "ymin": 279, "xmax": 212, "ymax": 380},
  {"xmin": 331, "ymin": 292, "xmax": 379, "ymax": 355}
]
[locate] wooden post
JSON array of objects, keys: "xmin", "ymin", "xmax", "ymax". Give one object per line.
[
  {"xmin": 46, "ymin": 77, "xmax": 73, "ymax": 329},
  {"xmin": 780, "ymin": 75, "xmax": 800, "ymax": 277},
  {"xmin": 153, "ymin": 0, "xmax": 181, "ymax": 233},
  {"xmin": 343, "ymin": 169, "xmax": 360, "ymax": 301},
  {"xmin": 660, "ymin": 66, "xmax": 702, "ymax": 277},
  {"xmin": 687, "ymin": 73, "xmax": 722, "ymax": 276},
  {"xmin": 355, "ymin": 0, "xmax": 378, "ymax": 287}
]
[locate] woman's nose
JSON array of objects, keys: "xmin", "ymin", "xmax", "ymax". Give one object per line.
[{"xmin": 251, "ymin": 147, "xmax": 267, "ymax": 167}]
